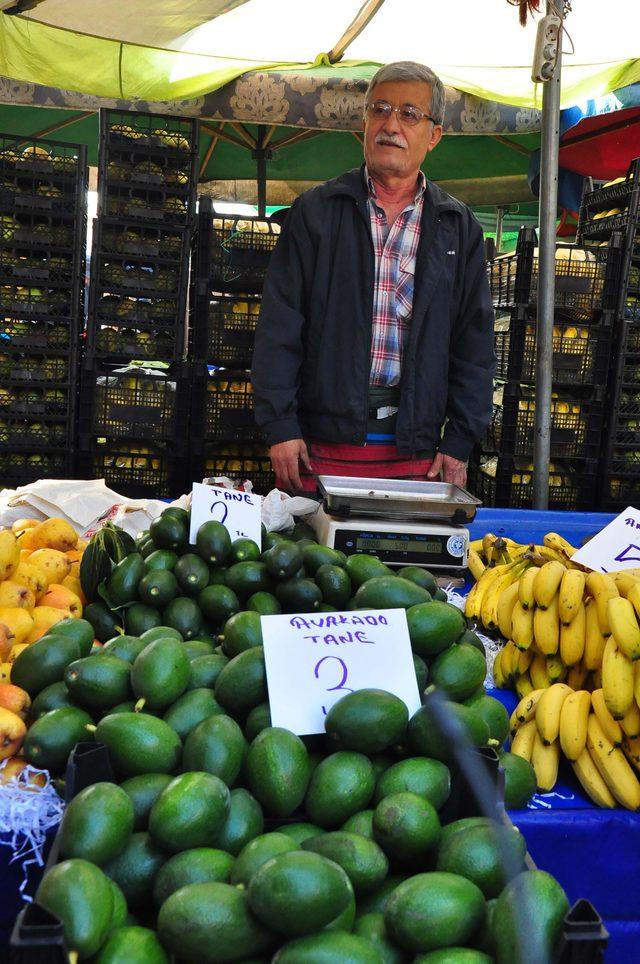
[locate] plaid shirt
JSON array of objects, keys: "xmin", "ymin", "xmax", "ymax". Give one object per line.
[{"xmin": 367, "ymin": 168, "xmax": 426, "ymax": 387}]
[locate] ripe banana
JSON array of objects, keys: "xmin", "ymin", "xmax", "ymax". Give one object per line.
[
  {"xmin": 481, "ymin": 561, "xmax": 529, "ymax": 631},
  {"xmin": 546, "ymin": 655, "xmax": 567, "ymax": 683},
  {"xmin": 602, "ymin": 636, "xmax": 635, "ymax": 720},
  {"xmin": 533, "ymin": 561, "xmax": 566, "ymax": 610},
  {"xmin": 610, "ymin": 571, "xmax": 640, "ymax": 599},
  {"xmin": 591, "ymin": 688, "xmax": 623, "ymax": 746},
  {"xmin": 496, "ymin": 581, "xmax": 521, "ymax": 640},
  {"xmin": 492, "ymin": 648, "xmax": 507, "ymax": 689},
  {"xmin": 635, "ymin": 662, "xmax": 640, "ymax": 708},
  {"xmin": 586, "ymin": 715, "xmax": 640, "ymax": 810},
  {"xmin": 584, "ymin": 598, "xmax": 607, "ymax": 670},
  {"xmin": 465, "ymin": 560, "xmax": 513, "ymax": 620},
  {"xmin": 572, "ymin": 749, "xmax": 616, "ymax": 808},
  {"xmin": 625, "ymin": 582, "xmax": 640, "ymax": 623},
  {"xmin": 514, "ymin": 673, "xmax": 534, "ymax": 699},
  {"xmin": 559, "ymin": 689, "xmax": 591, "ymax": 760},
  {"xmin": 585, "ymin": 571, "xmax": 619, "ymax": 637},
  {"xmin": 559, "ymin": 602, "xmax": 586, "ymax": 666},
  {"xmin": 511, "ymin": 601, "xmax": 535, "ymax": 651},
  {"xmin": 467, "ymin": 547, "xmax": 486, "ymax": 581},
  {"xmin": 558, "ymin": 569, "xmax": 586, "ymax": 625},
  {"xmin": 535, "ymin": 683, "xmax": 573, "ymax": 745},
  {"xmin": 500, "ymin": 640, "xmax": 519, "ymax": 683},
  {"xmin": 531, "ymin": 732, "xmax": 560, "ymax": 792},
  {"xmin": 511, "ymin": 718, "xmax": 537, "ymax": 762},
  {"xmin": 513, "ymin": 688, "xmax": 546, "ymax": 726},
  {"xmin": 518, "ymin": 566, "xmax": 539, "ymax": 611},
  {"xmin": 566, "ymin": 663, "xmax": 589, "ymax": 691},
  {"xmin": 621, "ymin": 701, "xmax": 640, "ymax": 739},
  {"xmin": 529, "ymin": 654, "xmax": 552, "ymax": 690},
  {"xmin": 623, "ymin": 735, "xmax": 640, "ymax": 774},
  {"xmin": 533, "ymin": 594, "xmax": 560, "ymax": 655},
  {"xmin": 532, "ymin": 545, "xmax": 569, "ymax": 567},
  {"xmin": 544, "ymin": 531, "xmax": 578, "ymax": 558},
  {"xmin": 515, "ymin": 648, "xmax": 534, "ymax": 676},
  {"xmin": 607, "ymin": 595, "xmax": 640, "ymax": 661}
]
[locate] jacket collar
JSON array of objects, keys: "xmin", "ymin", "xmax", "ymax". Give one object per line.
[{"xmin": 325, "ymin": 164, "xmax": 461, "ymax": 214}]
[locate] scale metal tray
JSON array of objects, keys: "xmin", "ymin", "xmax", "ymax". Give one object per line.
[{"xmin": 317, "ymin": 475, "xmax": 481, "ymax": 525}]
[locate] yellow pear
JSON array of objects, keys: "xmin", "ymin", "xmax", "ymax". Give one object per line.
[
  {"xmin": 39, "ymin": 584, "xmax": 82, "ymax": 618},
  {"xmin": 62, "ymin": 574, "xmax": 87, "ymax": 606},
  {"xmin": 0, "ymin": 608, "xmax": 34, "ymax": 646},
  {"xmin": 11, "ymin": 518, "xmax": 39, "ymax": 536},
  {"xmin": 0, "ymin": 530, "xmax": 20, "ymax": 581},
  {"xmin": 27, "ymin": 549, "xmax": 71, "ymax": 586},
  {"xmin": 7, "ymin": 642, "xmax": 30, "ymax": 664},
  {"xmin": 0, "ymin": 582, "xmax": 35, "ymax": 611},
  {"xmin": 12, "ymin": 563, "xmax": 49, "ymax": 598},
  {"xmin": 0, "ymin": 663, "xmax": 11, "ymax": 683},
  {"xmin": 23, "ymin": 518, "xmax": 78, "ymax": 552},
  {"xmin": 24, "ymin": 606, "xmax": 67, "ymax": 644}
]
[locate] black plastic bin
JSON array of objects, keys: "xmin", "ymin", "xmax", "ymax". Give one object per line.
[
  {"xmin": 494, "ymin": 307, "xmax": 613, "ymax": 388},
  {"xmin": 189, "ymin": 440, "xmax": 275, "ymax": 494},
  {"xmin": 97, "ymin": 109, "xmax": 199, "ymax": 228},
  {"xmin": 488, "ymin": 228, "xmax": 621, "ymax": 320},
  {"xmin": 485, "ymin": 382, "xmax": 605, "ymax": 461},
  {"xmin": 190, "ymin": 365, "xmax": 261, "ymax": 443},
  {"xmin": 468, "ymin": 454, "xmax": 599, "ymax": 512}
]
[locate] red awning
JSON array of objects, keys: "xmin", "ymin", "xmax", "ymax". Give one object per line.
[{"xmin": 560, "ymin": 106, "xmax": 640, "ymax": 179}]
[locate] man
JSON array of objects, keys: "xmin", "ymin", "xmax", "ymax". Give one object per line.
[{"xmin": 252, "ymin": 61, "xmax": 495, "ymax": 491}]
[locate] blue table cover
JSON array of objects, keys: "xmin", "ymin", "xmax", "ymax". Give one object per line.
[{"xmin": 465, "ymin": 509, "xmax": 639, "ymax": 963}]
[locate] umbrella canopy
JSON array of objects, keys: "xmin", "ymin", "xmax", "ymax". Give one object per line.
[{"xmin": 1, "ymin": 0, "xmax": 639, "ymax": 108}]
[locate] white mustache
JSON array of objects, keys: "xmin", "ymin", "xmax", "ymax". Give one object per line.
[{"xmin": 375, "ymin": 134, "xmax": 406, "ymax": 149}]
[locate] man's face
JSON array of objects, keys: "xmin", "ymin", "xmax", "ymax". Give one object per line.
[{"xmin": 363, "ymin": 79, "xmax": 443, "ymax": 180}]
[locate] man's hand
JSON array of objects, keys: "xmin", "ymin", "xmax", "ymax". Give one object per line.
[
  {"xmin": 427, "ymin": 453, "xmax": 468, "ymax": 487},
  {"xmin": 270, "ymin": 439, "xmax": 312, "ymax": 491}
]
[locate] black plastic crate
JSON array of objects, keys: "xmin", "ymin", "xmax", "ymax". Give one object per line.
[
  {"xmin": 599, "ymin": 471, "xmax": 640, "ymax": 512},
  {"xmin": 0, "ymin": 351, "xmax": 73, "ymax": 386},
  {"xmin": 98, "ymin": 109, "xmax": 198, "ymax": 228},
  {"xmin": 191, "ymin": 367, "xmax": 261, "ymax": 442},
  {"xmin": 192, "ymin": 292, "xmax": 261, "ymax": 367},
  {"xmin": 86, "ymin": 217, "xmax": 190, "ymax": 365},
  {"xmin": 0, "ymin": 448, "xmax": 70, "ymax": 489},
  {"xmin": 79, "ymin": 362, "xmax": 191, "ymax": 443},
  {"xmin": 191, "ymin": 441, "xmax": 275, "ymax": 493},
  {"xmin": 76, "ymin": 437, "xmax": 186, "ymax": 499},
  {"xmin": 469, "ymin": 454, "xmax": 599, "ymax": 511},
  {"xmin": 0, "ymin": 248, "xmax": 75, "ymax": 285},
  {"xmin": 488, "ymin": 228, "xmax": 621, "ymax": 319},
  {"xmin": 577, "ymin": 158, "xmax": 640, "ymax": 243},
  {"xmin": 494, "ymin": 308, "xmax": 613, "ymax": 387},
  {"xmin": 0, "ymin": 317, "xmax": 80, "ymax": 352},
  {"xmin": 9, "ymin": 738, "xmax": 608, "ymax": 963},
  {"xmin": 485, "ymin": 383, "xmax": 604, "ymax": 460},
  {"xmin": 196, "ymin": 196, "xmax": 280, "ymax": 295},
  {"xmin": 0, "ymin": 385, "xmax": 70, "ymax": 418}
]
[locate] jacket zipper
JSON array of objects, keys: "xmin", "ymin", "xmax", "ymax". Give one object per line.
[{"xmin": 357, "ymin": 197, "xmax": 375, "ymax": 446}]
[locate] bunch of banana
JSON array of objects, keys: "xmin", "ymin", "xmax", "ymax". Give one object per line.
[
  {"xmin": 508, "ymin": 682, "xmax": 640, "ymax": 809},
  {"xmin": 469, "ymin": 531, "xmax": 640, "ymax": 715}
]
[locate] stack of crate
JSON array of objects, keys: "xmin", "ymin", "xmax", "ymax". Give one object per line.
[
  {"xmin": 470, "ymin": 227, "xmax": 620, "ymax": 509},
  {"xmin": 577, "ymin": 158, "xmax": 640, "ymax": 511},
  {"xmin": 189, "ymin": 195, "xmax": 281, "ymax": 492},
  {"xmin": 79, "ymin": 109, "xmax": 198, "ymax": 498},
  {"xmin": 0, "ymin": 134, "xmax": 87, "ymax": 489}
]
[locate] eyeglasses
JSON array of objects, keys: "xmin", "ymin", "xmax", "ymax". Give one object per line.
[{"xmin": 365, "ymin": 100, "xmax": 438, "ymax": 127}]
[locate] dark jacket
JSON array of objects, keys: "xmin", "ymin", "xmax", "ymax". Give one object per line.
[{"xmin": 252, "ymin": 166, "xmax": 495, "ymax": 461}]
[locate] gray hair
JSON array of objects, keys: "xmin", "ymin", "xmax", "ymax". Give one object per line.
[{"xmin": 365, "ymin": 62, "xmax": 445, "ymax": 126}]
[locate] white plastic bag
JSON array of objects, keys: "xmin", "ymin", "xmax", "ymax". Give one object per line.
[{"xmin": 260, "ymin": 488, "xmax": 320, "ymax": 533}]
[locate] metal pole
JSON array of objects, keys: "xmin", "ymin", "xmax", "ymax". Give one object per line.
[
  {"xmin": 495, "ymin": 206, "xmax": 505, "ymax": 254},
  {"xmin": 532, "ymin": 6, "xmax": 562, "ymax": 509},
  {"xmin": 256, "ymin": 124, "xmax": 267, "ymax": 218}
]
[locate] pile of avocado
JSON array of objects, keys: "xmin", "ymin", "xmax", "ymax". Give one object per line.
[{"xmin": 15, "ymin": 507, "xmax": 570, "ymax": 962}]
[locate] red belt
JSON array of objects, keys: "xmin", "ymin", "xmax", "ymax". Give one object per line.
[{"xmin": 289, "ymin": 441, "xmax": 433, "ymax": 493}]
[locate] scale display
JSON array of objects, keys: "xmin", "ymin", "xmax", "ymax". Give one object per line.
[{"xmin": 331, "ymin": 526, "xmax": 467, "ymax": 567}]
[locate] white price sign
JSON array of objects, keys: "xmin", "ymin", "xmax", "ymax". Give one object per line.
[
  {"xmin": 571, "ymin": 506, "xmax": 640, "ymax": 572},
  {"xmin": 189, "ymin": 482, "xmax": 262, "ymax": 547},
  {"xmin": 262, "ymin": 608, "xmax": 421, "ymax": 736}
]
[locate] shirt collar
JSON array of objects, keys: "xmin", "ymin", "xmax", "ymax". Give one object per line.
[{"xmin": 365, "ymin": 166, "xmax": 426, "ymax": 205}]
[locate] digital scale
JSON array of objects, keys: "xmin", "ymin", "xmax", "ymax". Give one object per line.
[{"xmin": 312, "ymin": 476, "xmax": 481, "ymax": 571}]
